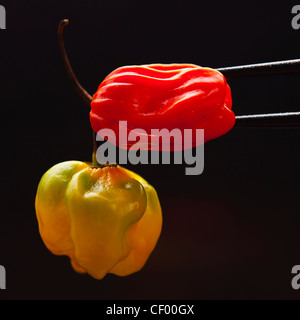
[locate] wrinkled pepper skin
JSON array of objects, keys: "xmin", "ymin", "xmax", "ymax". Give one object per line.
[
  {"xmin": 35, "ymin": 161, "xmax": 162, "ymax": 280},
  {"xmin": 90, "ymin": 64, "xmax": 235, "ymax": 151}
]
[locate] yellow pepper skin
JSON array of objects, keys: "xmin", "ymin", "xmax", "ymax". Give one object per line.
[{"xmin": 35, "ymin": 161, "xmax": 163, "ymax": 280}]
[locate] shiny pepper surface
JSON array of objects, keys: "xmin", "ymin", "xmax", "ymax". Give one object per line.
[
  {"xmin": 35, "ymin": 161, "xmax": 162, "ymax": 280},
  {"xmin": 90, "ymin": 64, "xmax": 235, "ymax": 151}
]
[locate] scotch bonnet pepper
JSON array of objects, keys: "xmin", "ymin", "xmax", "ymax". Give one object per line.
[
  {"xmin": 90, "ymin": 64, "xmax": 235, "ymax": 151},
  {"xmin": 35, "ymin": 161, "xmax": 162, "ymax": 280}
]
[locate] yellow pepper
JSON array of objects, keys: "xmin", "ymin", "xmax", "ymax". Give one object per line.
[{"xmin": 35, "ymin": 161, "xmax": 163, "ymax": 280}]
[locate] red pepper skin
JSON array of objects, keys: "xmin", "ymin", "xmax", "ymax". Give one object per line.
[{"xmin": 90, "ymin": 64, "xmax": 235, "ymax": 151}]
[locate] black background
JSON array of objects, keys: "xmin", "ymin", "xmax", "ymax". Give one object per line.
[{"xmin": 0, "ymin": 0, "xmax": 300, "ymax": 300}]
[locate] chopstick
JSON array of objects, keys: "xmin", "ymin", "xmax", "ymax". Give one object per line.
[
  {"xmin": 235, "ymin": 112, "xmax": 300, "ymax": 127},
  {"xmin": 217, "ymin": 59, "xmax": 300, "ymax": 79},
  {"xmin": 216, "ymin": 59, "xmax": 300, "ymax": 127}
]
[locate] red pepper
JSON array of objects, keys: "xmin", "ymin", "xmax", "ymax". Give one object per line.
[{"xmin": 90, "ymin": 64, "xmax": 235, "ymax": 151}]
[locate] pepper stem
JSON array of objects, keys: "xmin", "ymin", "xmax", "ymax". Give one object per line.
[
  {"xmin": 58, "ymin": 19, "xmax": 93, "ymax": 106},
  {"xmin": 58, "ymin": 19, "xmax": 103, "ymax": 166}
]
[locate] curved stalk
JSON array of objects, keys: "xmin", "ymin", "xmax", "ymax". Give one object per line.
[
  {"xmin": 58, "ymin": 19, "xmax": 93, "ymax": 106},
  {"xmin": 58, "ymin": 19, "xmax": 101, "ymax": 166}
]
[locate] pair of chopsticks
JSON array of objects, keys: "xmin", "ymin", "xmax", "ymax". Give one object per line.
[{"xmin": 217, "ymin": 59, "xmax": 300, "ymax": 127}]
